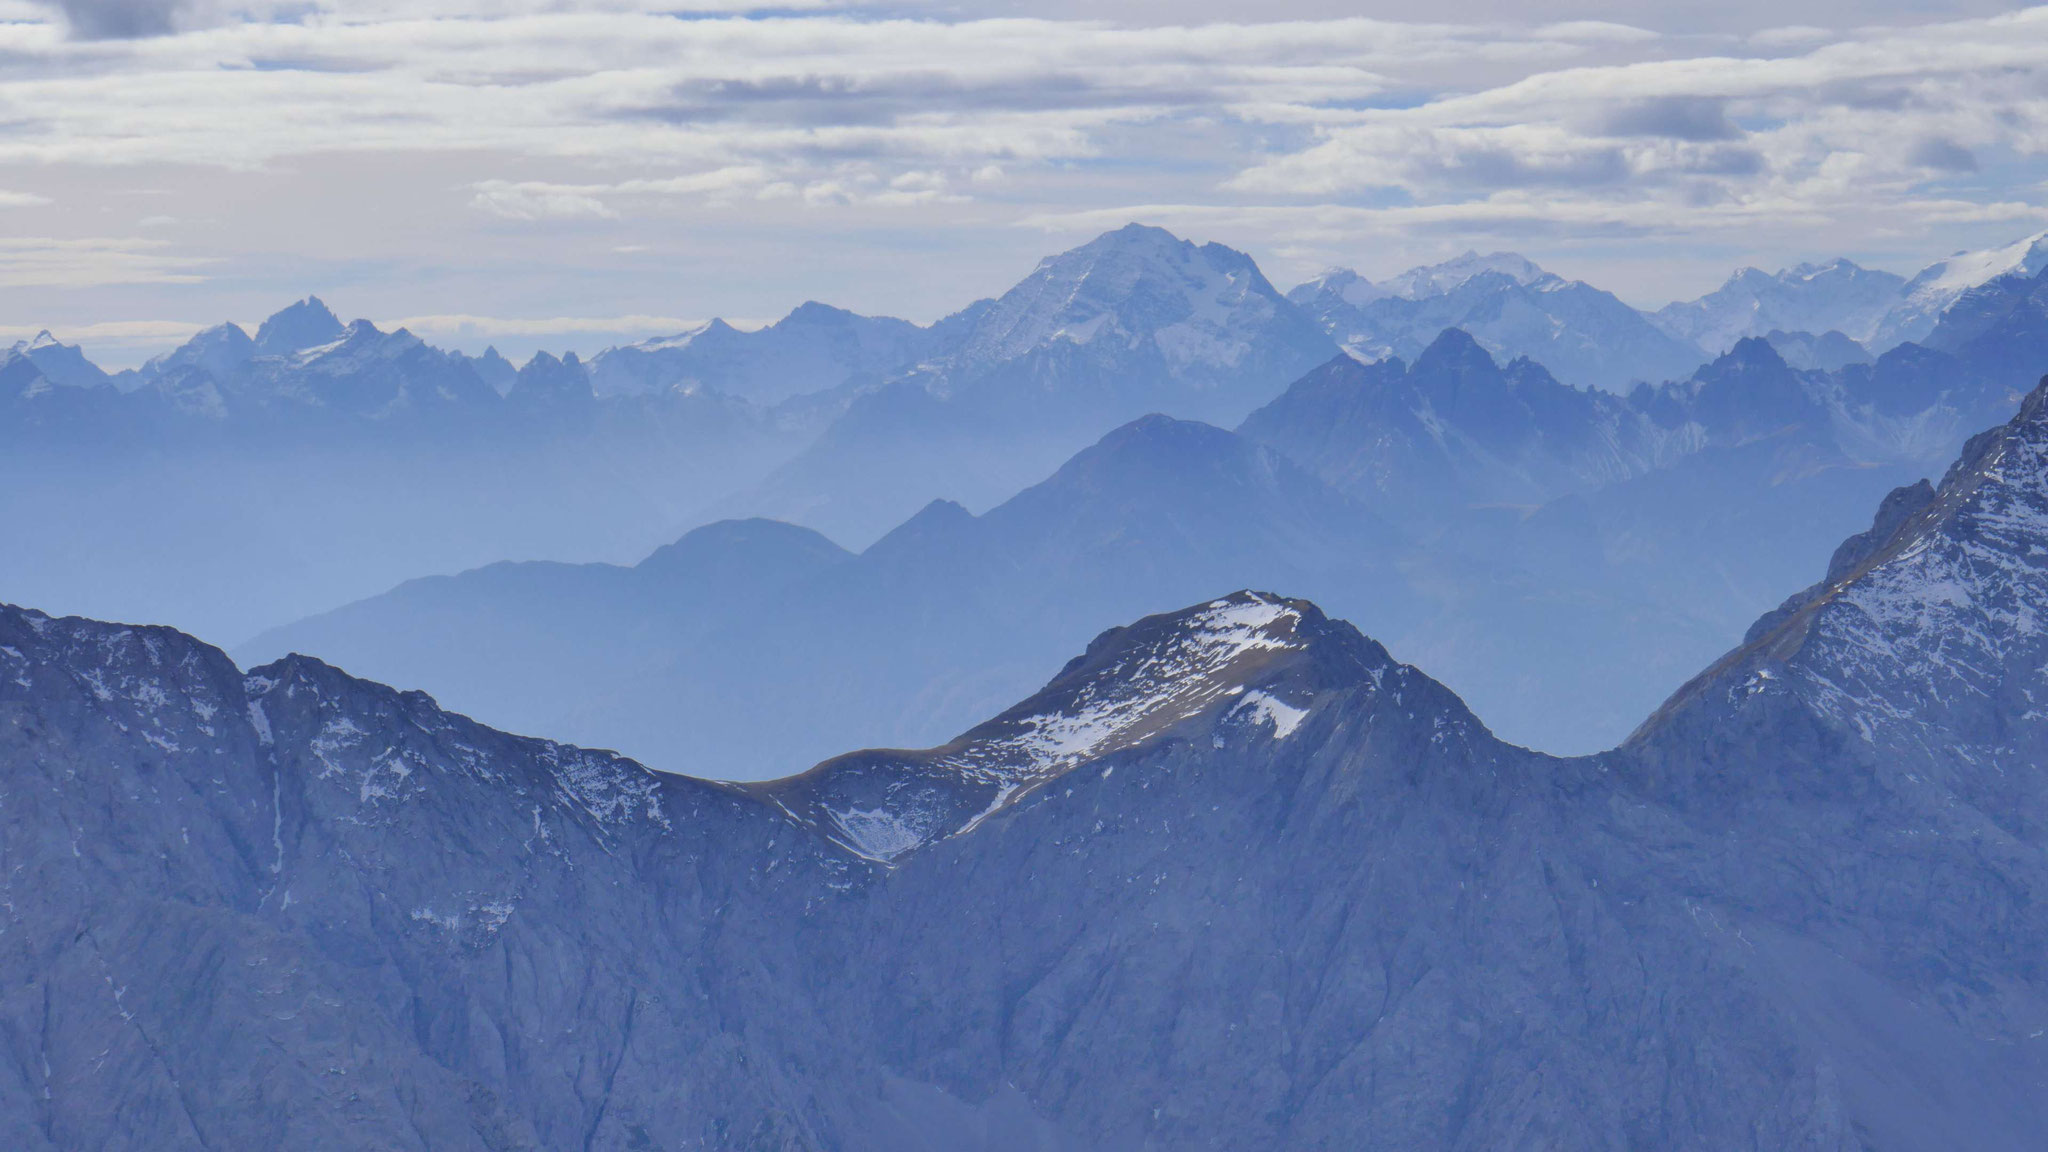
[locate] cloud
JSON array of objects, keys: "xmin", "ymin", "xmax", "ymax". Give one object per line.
[
  {"xmin": 0, "ymin": 318, "xmax": 204, "ymax": 345},
  {"xmin": 470, "ymin": 180, "xmax": 618, "ymax": 221},
  {"xmin": 44, "ymin": 0, "xmax": 182, "ymax": 38},
  {"xmin": 1601, "ymin": 96, "xmax": 1740, "ymax": 141},
  {"xmin": 1223, "ymin": 8, "xmax": 2048, "ymax": 252},
  {"xmin": 0, "ymin": 9, "xmax": 1650, "ymax": 178},
  {"xmin": 390, "ymin": 312, "xmax": 717, "ymax": 338},
  {"xmin": 0, "ymin": 237, "xmax": 212, "ymax": 288},
  {"xmin": 0, "ymin": 190, "xmax": 52, "ymax": 208},
  {"xmin": 467, "ymin": 164, "xmax": 967, "ymax": 218},
  {"xmin": 1907, "ymin": 135, "xmax": 1978, "ymax": 172},
  {"xmin": 1, "ymin": 2, "xmax": 2046, "ymax": 312}
]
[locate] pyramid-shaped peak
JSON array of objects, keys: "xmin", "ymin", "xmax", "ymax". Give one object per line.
[
  {"xmin": 1412, "ymin": 327, "xmax": 1499, "ymax": 373},
  {"xmin": 778, "ymin": 300, "xmax": 859, "ymax": 326},
  {"xmin": 254, "ymin": 295, "xmax": 346, "ymax": 357}
]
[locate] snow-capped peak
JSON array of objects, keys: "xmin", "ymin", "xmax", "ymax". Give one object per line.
[
  {"xmin": 756, "ymin": 591, "xmax": 1339, "ymax": 864},
  {"xmin": 952, "ymin": 592, "xmax": 1311, "ymax": 780},
  {"xmin": 1378, "ymin": 250, "xmax": 1550, "ymax": 299},
  {"xmin": 1288, "ymin": 252, "xmax": 1551, "ymax": 309},
  {"xmin": 950, "ymin": 224, "xmax": 1287, "ymax": 374},
  {"xmin": 631, "ymin": 319, "xmax": 724, "ymax": 353},
  {"xmin": 1911, "ymin": 229, "xmax": 2048, "ymax": 299},
  {"xmin": 1290, "ymin": 267, "xmax": 1386, "ymax": 308},
  {"xmin": 1858, "ymin": 229, "xmax": 2048, "ymax": 349}
]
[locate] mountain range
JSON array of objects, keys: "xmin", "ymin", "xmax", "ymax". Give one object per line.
[
  {"xmin": 241, "ymin": 294, "xmax": 2044, "ymax": 770},
  {"xmin": 1286, "ymin": 251, "xmax": 1706, "ymax": 392},
  {"xmin": 10, "ymin": 225, "xmax": 2048, "ymax": 716},
  {"xmin": 8, "ymin": 366, "xmax": 2048, "ymax": 1146}
]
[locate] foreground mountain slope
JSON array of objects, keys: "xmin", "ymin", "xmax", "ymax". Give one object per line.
[
  {"xmin": 0, "ymin": 602, "xmax": 866, "ymax": 1150},
  {"xmin": 1636, "ymin": 371, "xmax": 2048, "ymax": 815},
  {"xmin": 16, "ymin": 536, "xmax": 2048, "ymax": 1147},
  {"xmin": 29, "ymin": 379, "xmax": 2048, "ymax": 1144}
]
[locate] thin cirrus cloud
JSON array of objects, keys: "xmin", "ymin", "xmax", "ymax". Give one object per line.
[
  {"xmin": 3, "ymin": 5, "xmax": 2040, "ymax": 211},
  {"xmin": 0, "ymin": 237, "xmax": 213, "ymax": 289},
  {"xmin": 1222, "ymin": 11, "xmax": 2048, "ymax": 237}
]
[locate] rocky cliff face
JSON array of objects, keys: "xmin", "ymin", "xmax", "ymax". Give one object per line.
[{"xmin": 11, "ymin": 358, "xmax": 2048, "ymax": 1149}]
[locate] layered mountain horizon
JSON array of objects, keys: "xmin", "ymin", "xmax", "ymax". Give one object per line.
[
  {"xmin": 8, "ymin": 363, "xmax": 2048, "ymax": 1144},
  {"xmin": 9, "ymin": 222, "xmax": 2048, "ymax": 758}
]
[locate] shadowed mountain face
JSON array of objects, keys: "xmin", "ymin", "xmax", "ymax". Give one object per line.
[
  {"xmin": 12, "ymin": 383, "xmax": 2048, "ymax": 1152},
  {"xmin": 0, "ymin": 225, "xmax": 1339, "ymax": 638},
  {"xmin": 586, "ymin": 302, "xmax": 942, "ymax": 405},
  {"xmin": 0, "ymin": 304, "xmax": 814, "ymax": 644},
  {"xmin": 721, "ymin": 224, "xmax": 1340, "ymax": 547},
  {"xmin": 1652, "ymin": 259, "xmax": 1908, "ymax": 354},
  {"xmin": 240, "ymin": 417, "xmax": 1415, "ymax": 777}
]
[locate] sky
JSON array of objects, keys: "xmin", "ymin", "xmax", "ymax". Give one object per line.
[{"xmin": 0, "ymin": 0, "xmax": 2045, "ymax": 365}]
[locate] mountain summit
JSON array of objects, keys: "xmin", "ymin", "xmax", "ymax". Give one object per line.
[
  {"xmin": 943, "ymin": 223, "xmax": 1331, "ymax": 397},
  {"xmin": 759, "ymin": 591, "xmax": 1396, "ymax": 861},
  {"xmin": 251, "ymin": 295, "xmax": 345, "ymax": 357}
]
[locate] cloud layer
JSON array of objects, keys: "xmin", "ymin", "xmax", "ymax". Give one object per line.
[{"xmin": 1, "ymin": 0, "xmax": 2044, "ymax": 357}]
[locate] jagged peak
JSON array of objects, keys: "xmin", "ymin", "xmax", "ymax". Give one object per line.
[
  {"xmin": 253, "ymin": 294, "xmax": 346, "ymax": 357},
  {"xmin": 1707, "ymin": 335, "xmax": 1793, "ymax": 372}
]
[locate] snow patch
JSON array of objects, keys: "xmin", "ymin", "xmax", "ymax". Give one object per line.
[
  {"xmin": 830, "ymin": 807, "xmax": 931, "ymax": 862},
  {"xmin": 246, "ymin": 701, "xmax": 273, "ymax": 746},
  {"xmin": 1234, "ymin": 690, "xmax": 1309, "ymax": 739}
]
